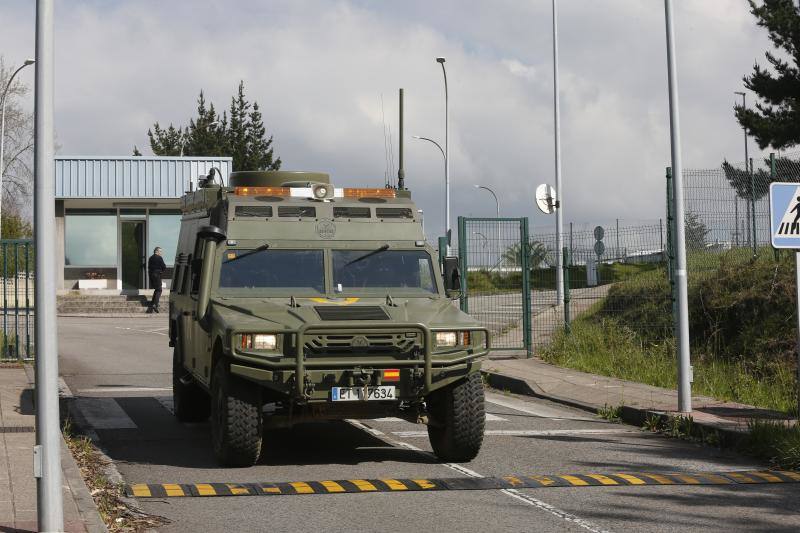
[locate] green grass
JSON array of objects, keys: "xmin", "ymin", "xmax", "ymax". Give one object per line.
[
  {"xmin": 739, "ymin": 419, "xmax": 800, "ymax": 470},
  {"xmin": 541, "ymin": 319, "xmax": 797, "ymax": 413}
]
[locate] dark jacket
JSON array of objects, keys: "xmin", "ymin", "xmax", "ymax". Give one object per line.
[{"xmin": 148, "ymin": 254, "xmax": 167, "ymax": 279}]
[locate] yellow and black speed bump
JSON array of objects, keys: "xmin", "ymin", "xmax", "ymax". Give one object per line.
[{"xmin": 126, "ymin": 470, "xmax": 800, "ymax": 498}]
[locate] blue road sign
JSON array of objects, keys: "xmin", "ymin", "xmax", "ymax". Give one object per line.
[{"xmin": 770, "ymin": 182, "xmax": 800, "ymax": 249}]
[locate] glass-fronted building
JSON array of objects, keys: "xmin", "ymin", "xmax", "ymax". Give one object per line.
[{"xmin": 55, "ymin": 156, "xmax": 233, "ymax": 291}]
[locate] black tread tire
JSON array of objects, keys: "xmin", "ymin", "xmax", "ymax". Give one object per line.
[
  {"xmin": 427, "ymin": 372, "xmax": 485, "ymax": 462},
  {"xmin": 172, "ymin": 345, "xmax": 210, "ymax": 423},
  {"xmin": 210, "ymin": 360, "xmax": 263, "ymax": 467}
]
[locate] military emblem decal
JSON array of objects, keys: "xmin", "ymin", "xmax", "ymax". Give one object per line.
[{"xmin": 316, "ymin": 218, "xmax": 336, "ymax": 239}]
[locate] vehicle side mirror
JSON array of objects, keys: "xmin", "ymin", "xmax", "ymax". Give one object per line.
[{"xmin": 443, "ymin": 256, "xmax": 461, "ymax": 298}]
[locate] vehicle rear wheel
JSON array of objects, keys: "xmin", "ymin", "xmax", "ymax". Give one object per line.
[
  {"xmin": 210, "ymin": 360, "xmax": 263, "ymax": 467},
  {"xmin": 426, "ymin": 372, "xmax": 485, "ymax": 462},
  {"xmin": 172, "ymin": 345, "xmax": 210, "ymax": 423}
]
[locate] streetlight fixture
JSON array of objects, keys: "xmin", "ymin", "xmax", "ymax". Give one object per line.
[
  {"xmin": 0, "ymin": 58, "xmax": 35, "ymax": 237},
  {"xmin": 474, "ymin": 184, "xmax": 501, "ymax": 268},
  {"xmin": 435, "ymin": 57, "xmax": 450, "ymax": 250},
  {"xmin": 413, "ymin": 135, "xmax": 447, "ymax": 240}
]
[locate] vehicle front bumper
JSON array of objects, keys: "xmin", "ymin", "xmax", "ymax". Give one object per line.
[{"xmin": 228, "ymin": 322, "xmax": 490, "ymax": 398}]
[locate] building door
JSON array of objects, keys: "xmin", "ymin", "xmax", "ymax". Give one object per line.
[{"xmin": 121, "ymin": 220, "xmax": 146, "ymax": 290}]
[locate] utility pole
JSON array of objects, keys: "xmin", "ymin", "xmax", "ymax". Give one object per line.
[
  {"xmin": 664, "ymin": 0, "xmax": 692, "ymax": 413},
  {"xmin": 33, "ymin": 0, "xmax": 64, "ymax": 530}
]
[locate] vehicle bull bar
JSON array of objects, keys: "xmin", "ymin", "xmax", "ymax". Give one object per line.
[{"xmin": 230, "ymin": 322, "xmax": 490, "ymax": 396}]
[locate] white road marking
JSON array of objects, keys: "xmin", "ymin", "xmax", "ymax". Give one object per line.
[
  {"xmin": 373, "ymin": 413, "xmax": 507, "ymax": 423},
  {"xmin": 485, "ymin": 392, "xmax": 593, "ymax": 422},
  {"xmin": 156, "ymin": 396, "xmax": 174, "ymax": 414},
  {"xmin": 77, "ymin": 387, "xmax": 172, "ymax": 394},
  {"xmin": 114, "ymin": 326, "xmax": 169, "ymax": 336},
  {"xmin": 74, "ymin": 398, "xmax": 137, "ymax": 429},
  {"xmin": 391, "ymin": 428, "xmax": 637, "ymax": 438},
  {"xmin": 385, "ymin": 435, "xmax": 611, "ymax": 533}
]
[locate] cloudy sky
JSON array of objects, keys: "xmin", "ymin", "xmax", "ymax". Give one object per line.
[{"xmin": 0, "ymin": 0, "xmax": 778, "ymax": 239}]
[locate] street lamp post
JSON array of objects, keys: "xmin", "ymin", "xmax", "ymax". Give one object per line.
[
  {"xmin": 0, "ymin": 58, "xmax": 35, "ymax": 237},
  {"xmin": 551, "ymin": 0, "xmax": 565, "ymax": 302},
  {"xmin": 436, "ymin": 57, "xmax": 450, "ymax": 251},
  {"xmin": 664, "ymin": 0, "xmax": 692, "ymax": 413}
]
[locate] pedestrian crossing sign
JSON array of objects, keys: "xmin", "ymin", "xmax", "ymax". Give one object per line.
[{"xmin": 770, "ymin": 182, "xmax": 800, "ymax": 248}]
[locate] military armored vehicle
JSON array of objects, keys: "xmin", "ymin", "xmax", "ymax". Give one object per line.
[{"xmin": 168, "ymin": 169, "xmax": 489, "ymax": 467}]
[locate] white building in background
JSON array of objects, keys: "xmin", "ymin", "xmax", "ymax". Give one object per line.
[{"xmin": 55, "ymin": 156, "xmax": 232, "ymax": 292}]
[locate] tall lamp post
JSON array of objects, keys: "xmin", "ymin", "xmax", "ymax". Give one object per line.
[
  {"xmin": 435, "ymin": 57, "xmax": 450, "ymax": 251},
  {"xmin": 551, "ymin": 0, "xmax": 564, "ymax": 301},
  {"xmin": 664, "ymin": 0, "xmax": 692, "ymax": 413},
  {"xmin": 413, "ymin": 135, "xmax": 447, "ymax": 239},
  {"xmin": 0, "ymin": 58, "xmax": 35, "ymax": 237}
]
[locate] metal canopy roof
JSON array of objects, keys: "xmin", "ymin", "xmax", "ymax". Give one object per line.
[{"xmin": 55, "ymin": 156, "xmax": 233, "ymax": 199}]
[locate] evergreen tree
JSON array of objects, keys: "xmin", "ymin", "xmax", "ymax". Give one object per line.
[
  {"xmin": 143, "ymin": 82, "xmax": 281, "ymax": 170},
  {"xmin": 735, "ymin": 0, "xmax": 800, "ymax": 149},
  {"xmin": 132, "ymin": 146, "xmax": 142, "ymax": 156},
  {"xmin": 148, "ymin": 123, "xmax": 184, "ymax": 156}
]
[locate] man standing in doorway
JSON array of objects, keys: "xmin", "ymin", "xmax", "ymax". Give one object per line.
[{"xmin": 147, "ymin": 247, "xmax": 167, "ymax": 313}]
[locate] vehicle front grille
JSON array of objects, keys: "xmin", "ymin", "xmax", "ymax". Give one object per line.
[{"xmin": 304, "ymin": 332, "xmax": 420, "ymax": 357}]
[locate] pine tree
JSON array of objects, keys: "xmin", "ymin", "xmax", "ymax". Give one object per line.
[
  {"xmin": 735, "ymin": 0, "xmax": 800, "ymax": 149},
  {"xmin": 246, "ymin": 101, "xmax": 281, "ymax": 170},
  {"xmin": 142, "ymin": 82, "xmax": 281, "ymax": 169},
  {"xmin": 148, "ymin": 123, "xmax": 184, "ymax": 156}
]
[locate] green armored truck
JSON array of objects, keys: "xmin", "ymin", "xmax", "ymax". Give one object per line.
[{"xmin": 168, "ymin": 170, "xmax": 489, "ymax": 467}]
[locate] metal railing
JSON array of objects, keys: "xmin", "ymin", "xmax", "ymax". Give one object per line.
[{"xmin": 0, "ymin": 239, "xmax": 34, "ymax": 361}]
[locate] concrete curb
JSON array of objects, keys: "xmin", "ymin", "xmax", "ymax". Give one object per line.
[
  {"xmin": 481, "ymin": 369, "xmax": 747, "ymax": 448},
  {"xmin": 22, "ymin": 365, "xmax": 108, "ymax": 533}
]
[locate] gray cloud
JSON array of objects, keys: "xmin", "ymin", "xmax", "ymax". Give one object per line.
[{"xmin": 0, "ymin": 0, "xmax": 776, "ymax": 239}]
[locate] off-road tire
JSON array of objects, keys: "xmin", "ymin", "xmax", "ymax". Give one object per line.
[
  {"xmin": 210, "ymin": 360, "xmax": 262, "ymax": 467},
  {"xmin": 172, "ymin": 344, "xmax": 210, "ymax": 423},
  {"xmin": 426, "ymin": 372, "xmax": 485, "ymax": 462}
]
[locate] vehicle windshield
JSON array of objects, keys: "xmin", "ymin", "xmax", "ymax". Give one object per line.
[
  {"xmin": 219, "ymin": 249, "xmax": 324, "ymax": 294},
  {"xmin": 332, "ymin": 249, "xmax": 436, "ymax": 294}
]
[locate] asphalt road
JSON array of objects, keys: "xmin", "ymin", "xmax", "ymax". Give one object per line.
[{"xmin": 59, "ymin": 316, "xmax": 800, "ymax": 532}]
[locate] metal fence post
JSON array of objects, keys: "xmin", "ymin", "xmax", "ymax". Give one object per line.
[
  {"xmin": 457, "ymin": 217, "xmax": 468, "ymax": 313},
  {"xmin": 750, "ymin": 157, "xmax": 757, "ymax": 256},
  {"xmin": 521, "ymin": 218, "xmax": 532, "ymax": 357},
  {"xmin": 437, "ymin": 236, "xmax": 447, "ymax": 270},
  {"xmin": 563, "ymin": 247, "xmax": 571, "ymax": 335}
]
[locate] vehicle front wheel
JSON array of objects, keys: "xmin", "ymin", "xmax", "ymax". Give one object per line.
[
  {"xmin": 426, "ymin": 372, "xmax": 485, "ymax": 462},
  {"xmin": 172, "ymin": 345, "xmax": 210, "ymax": 423},
  {"xmin": 210, "ymin": 360, "xmax": 263, "ymax": 467}
]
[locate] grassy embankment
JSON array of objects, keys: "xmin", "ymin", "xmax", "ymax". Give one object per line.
[{"xmin": 541, "ymin": 248, "xmax": 798, "ymax": 414}]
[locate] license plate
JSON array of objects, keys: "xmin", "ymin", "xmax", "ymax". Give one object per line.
[{"xmin": 331, "ymin": 386, "xmax": 396, "ymax": 402}]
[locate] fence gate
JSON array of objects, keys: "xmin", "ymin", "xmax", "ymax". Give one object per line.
[
  {"xmin": 0, "ymin": 239, "xmax": 34, "ymax": 361},
  {"xmin": 457, "ymin": 216, "xmax": 531, "ymax": 355}
]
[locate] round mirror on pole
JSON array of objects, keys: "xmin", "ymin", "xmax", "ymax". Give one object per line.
[{"xmin": 535, "ymin": 184, "xmax": 557, "ymax": 215}]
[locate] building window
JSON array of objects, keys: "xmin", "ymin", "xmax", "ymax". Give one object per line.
[
  {"xmin": 148, "ymin": 211, "xmax": 181, "ymax": 265},
  {"xmin": 65, "ymin": 210, "xmax": 117, "ymax": 266}
]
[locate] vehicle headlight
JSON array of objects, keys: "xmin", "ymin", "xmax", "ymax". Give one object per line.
[
  {"xmin": 435, "ymin": 331, "xmax": 473, "ymax": 348},
  {"xmin": 239, "ymin": 333, "xmax": 278, "ymax": 351},
  {"xmin": 435, "ymin": 331, "xmax": 457, "ymax": 347}
]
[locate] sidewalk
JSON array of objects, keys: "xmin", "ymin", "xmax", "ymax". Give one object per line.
[
  {"xmin": 483, "ymin": 356, "xmax": 791, "ymax": 436},
  {"xmin": 0, "ymin": 365, "xmax": 105, "ymax": 532}
]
